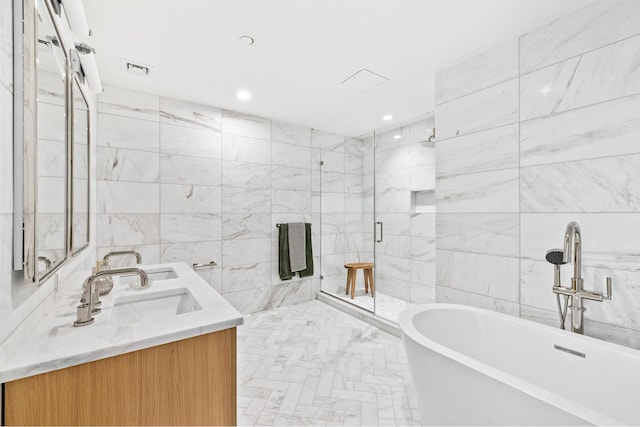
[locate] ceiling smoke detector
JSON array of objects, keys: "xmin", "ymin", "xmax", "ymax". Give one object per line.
[{"xmin": 121, "ymin": 58, "xmax": 152, "ymax": 77}]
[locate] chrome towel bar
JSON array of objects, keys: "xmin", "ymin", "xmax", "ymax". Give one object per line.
[{"xmin": 192, "ymin": 260, "xmax": 217, "ymax": 270}]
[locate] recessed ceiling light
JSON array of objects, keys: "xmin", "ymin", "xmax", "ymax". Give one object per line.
[
  {"xmin": 383, "ymin": 114, "xmax": 392, "ymax": 121},
  {"xmin": 239, "ymin": 35, "xmax": 255, "ymax": 46},
  {"xmin": 237, "ymin": 89, "xmax": 251, "ymax": 101},
  {"xmin": 393, "ymin": 134, "xmax": 402, "ymax": 140}
]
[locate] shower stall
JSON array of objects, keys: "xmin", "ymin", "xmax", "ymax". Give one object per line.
[{"xmin": 319, "ymin": 115, "xmax": 436, "ymax": 323}]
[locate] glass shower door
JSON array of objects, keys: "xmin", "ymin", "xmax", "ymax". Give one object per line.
[{"xmin": 319, "ymin": 135, "xmax": 375, "ymax": 312}]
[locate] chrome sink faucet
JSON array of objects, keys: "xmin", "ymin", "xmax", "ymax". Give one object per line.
[
  {"xmin": 551, "ymin": 222, "xmax": 612, "ymax": 334},
  {"xmin": 74, "ymin": 267, "xmax": 150, "ymax": 327},
  {"xmin": 103, "ymin": 250, "xmax": 142, "ymax": 266}
]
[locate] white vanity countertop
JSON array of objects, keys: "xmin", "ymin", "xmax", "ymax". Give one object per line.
[{"xmin": 0, "ymin": 262, "xmax": 243, "ymax": 383}]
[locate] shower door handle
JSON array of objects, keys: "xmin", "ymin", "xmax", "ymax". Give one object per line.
[{"xmin": 376, "ymin": 221, "xmax": 383, "ymax": 243}]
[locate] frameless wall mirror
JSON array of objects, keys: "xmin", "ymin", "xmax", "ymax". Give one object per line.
[
  {"xmin": 70, "ymin": 76, "xmax": 89, "ymax": 254},
  {"xmin": 30, "ymin": 0, "xmax": 69, "ymax": 281}
]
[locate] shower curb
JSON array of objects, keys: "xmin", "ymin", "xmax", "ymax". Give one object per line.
[{"xmin": 315, "ymin": 292, "xmax": 401, "ymax": 338}]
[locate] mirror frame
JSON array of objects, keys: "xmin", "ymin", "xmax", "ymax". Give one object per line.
[
  {"xmin": 69, "ymin": 73, "xmax": 91, "ymax": 256},
  {"xmin": 19, "ymin": 0, "xmax": 72, "ymax": 285}
]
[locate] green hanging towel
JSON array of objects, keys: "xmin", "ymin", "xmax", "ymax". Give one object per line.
[
  {"xmin": 298, "ymin": 223, "xmax": 314, "ymax": 278},
  {"xmin": 278, "ymin": 223, "xmax": 314, "ymax": 280},
  {"xmin": 278, "ymin": 224, "xmax": 294, "ymax": 280}
]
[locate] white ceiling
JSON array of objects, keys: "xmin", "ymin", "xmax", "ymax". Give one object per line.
[{"xmin": 83, "ymin": 0, "xmax": 592, "ymax": 137}]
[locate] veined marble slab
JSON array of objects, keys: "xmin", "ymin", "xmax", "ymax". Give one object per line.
[
  {"xmin": 223, "ymin": 187, "xmax": 271, "ymax": 214},
  {"xmin": 321, "ymin": 233, "xmax": 346, "ymax": 256},
  {"xmin": 272, "ymin": 121, "xmax": 311, "ymax": 146},
  {"xmin": 410, "ymin": 260, "xmax": 435, "ymax": 287},
  {"xmin": 320, "ymin": 150, "xmax": 344, "ymax": 173},
  {"xmin": 320, "ymin": 171, "xmax": 345, "ymax": 193},
  {"xmin": 223, "ymin": 280, "xmax": 310, "ymax": 314},
  {"xmin": 375, "ymin": 127, "xmax": 409, "ymax": 153},
  {"xmin": 160, "ymin": 97, "xmax": 222, "ymax": 131},
  {"xmin": 410, "ymin": 236, "xmax": 436, "ymax": 262},
  {"xmin": 222, "ymin": 213, "xmax": 271, "ymax": 240},
  {"xmin": 521, "ymin": 154, "xmax": 640, "ymax": 213},
  {"xmin": 97, "ymin": 181, "xmax": 159, "ymax": 214},
  {"xmin": 410, "ymin": 213, "xmax": 435, "ymax": 238},
  {"xmin": 521, "ymin": 92, "xmax": 640, "ymax": 166},
  {"xmin": 436, "ymin": 39, "xmax": 519, "ymax": 105},
  {"xmin": 96, "ymin": 213, "xmax": 160, "ymax": 247},
  {"xmin": 520, "ymin": 0, "xmax": 640, "ymax": 74},
  {"xmin": 410, "ymin": 141, "xmax": 435, "ymax": 168},
  {"xmin": 222, "ymin": 161, "xmax": 271, "ymax": 189},
  {"xmin": 160, "ymin": 184, "xmax": 221, "ymax": 214},
  {"xmin": 97, "ymin": 147, "xmax": 159, "ymax": 182},
  {"xmin": 436, "ymin": 286, "xmax": 519, "ymax": 316},
  {"xmin": 160, "ymin": 154, "xmax": 222, "ymax": 186},
  {"xmin": 98, "ymin": 84, "xmax": 160, "ymax": 121},
  {"xmin": 160, "ymin": 123, "xmax": 222, "ymax": 159},
  {"xmin": 376, "ymin": 234, "xmax": 411, "ymax": 258},
  {"xmin": 520, "ymin": 213, "xmax": 640, "ymax": 272},
  {"xmin": 97, "ymin": 113, "xmax": 160, "ymax": 152},
  {"xmin": 272, "ymin": 141, "xmax": 311, "ymax": 169},
  {"xmin": 160, "ymin": 213, "xmax": 222, "ymax": 243},
  {"xmin": 436, "ymin": 124, "xmax": 518, "ymax": 178},
  {"xmin": 222, "ymin": 133, "xmax": 271, "ymax": 164},
  {"xmin": 437, "ymin": 213, "xmax": 519, "ymax": 257},
  {"xmin": 222, "ymin": 237, "xmax": 271, "ymax": 267},
  {"xmin": 311, "ymin": 129, "xmax": 345, "ymax": 152},
  {"xmin": 272, "ymin": 189, "xmax": 312, "ymax": 214},
  {"xmin": 321, "ymin": 192, "xmax": 345, "ymax": 214},
  {"xmin": 222, "ymin": 262, "xmax": 272, "ymax": 293},
  {"xmin": 222, "ymin": 110, "xmax": 270, "ymax": 139},
  {"xmin": 375, "ymin": 190, "xmax": 411, "ymax": 214},
  {"xmin": 375, "ymin": 254, "xmax": 411, "ymax": 282},
  {"xmin": 436, "ymin": 78, "xmax": 518, "ymax": 140},
  {"xmin": 410, "ymin": 166, "xmax": 435, "ymax": 191},
  {"xmin": 436, "ymin": 168, "xmax": 519, "ymax": 213},
  {"xmin": 0, "ymin": 262, "xmax": 243, "ymax": 383},
  {"xmin": 437, "ymin": 249, "xmax": 519, "ymax": 302},
  {"xmin": 520, "ymin": 34, "xmax": 640, "ymax": 121},
  {"xmin": 271, "ymin": 166, "xmax": 312, "ymax": 192},
  {"xmin": 159, "ymin": 241, "xmax": 221, "ymax": 265}
]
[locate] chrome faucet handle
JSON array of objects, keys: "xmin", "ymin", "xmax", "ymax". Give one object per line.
[{"xmin": 603, "ymin": 277, "xmax": 612, "ymax": 300}]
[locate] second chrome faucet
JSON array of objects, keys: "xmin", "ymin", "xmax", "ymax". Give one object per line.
[{"xmin": 74, "ymin": 267, "xmax": 150, "ymax": 327}]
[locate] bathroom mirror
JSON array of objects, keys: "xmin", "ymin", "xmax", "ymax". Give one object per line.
[
  {"xmin": 30, "ymin": 0, "xmax": 69, "ymax": 282},
  {"xmin": 70, "ymin": 76, "xmax": 89, "ymax": 254}
]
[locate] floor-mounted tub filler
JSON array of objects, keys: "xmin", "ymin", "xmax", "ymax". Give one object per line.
[{"xmin": 399, "ymin": 304, "xmax": 640, "ymax": 426}]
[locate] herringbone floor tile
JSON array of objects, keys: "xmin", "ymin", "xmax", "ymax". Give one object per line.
[{"xmin": 237, "ymin": 300, "xmax": 422, "ymax": 426}]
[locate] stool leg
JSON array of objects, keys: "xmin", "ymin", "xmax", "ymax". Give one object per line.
[
  {"xmin": 345, "ymin": 269, "xmax": 352, "ymax": 295},
  {"xmin": 351, "ymin": 270, "xmax": 356, "ymax": 299},
  {"xmin": 368, "ymin": 269, "xmax": 375, "ymax": 297},
  {"xmin": 364, "ymin": 269, "xmax": 369, "ymax": 294}
]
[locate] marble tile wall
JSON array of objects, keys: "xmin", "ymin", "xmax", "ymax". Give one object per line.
[
  {"xmin": 96, "ymin": 86, "xmax": 350, "ymax": 314},
  {"xmin": 435, "ymin": 0, "xmax": 640, "ymax": 348}
]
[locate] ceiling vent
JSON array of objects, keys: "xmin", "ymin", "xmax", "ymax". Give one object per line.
[
  {"xmin": 121, "ymin": 58, "xmax": 152, "ymax": 77},
  {"xmin": 340, "ymin": 68, "xmax": 388, "ymax": 92}
]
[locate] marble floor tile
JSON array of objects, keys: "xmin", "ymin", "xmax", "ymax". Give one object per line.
[{"xmin": 237, "ymin": 300, "xmax": 421, "ymax": 426}]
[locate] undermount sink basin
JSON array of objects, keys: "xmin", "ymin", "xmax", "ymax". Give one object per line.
[{"xmin": 109, "ymin": 288, "xmax": 201, "ymax": 327}]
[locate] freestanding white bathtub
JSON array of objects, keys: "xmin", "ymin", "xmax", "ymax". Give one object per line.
[{"xmin": 399, "ymin": 304, "xmax": 640, "ymax": 426}]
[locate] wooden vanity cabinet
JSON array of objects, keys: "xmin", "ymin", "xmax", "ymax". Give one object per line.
[{"xmin": 3, "ymin": 328, "xmax": 236, "ymax": 426}]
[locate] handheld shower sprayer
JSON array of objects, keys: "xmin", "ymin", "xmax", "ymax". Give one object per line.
[{"xmin": 545, "ymin": 249, "xmax": 569, "ymax": 329}]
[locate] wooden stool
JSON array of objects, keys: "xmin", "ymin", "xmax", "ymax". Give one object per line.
[{"xmin": 344, "ymin": 262, "xmax": 375, "ymax": 299}]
